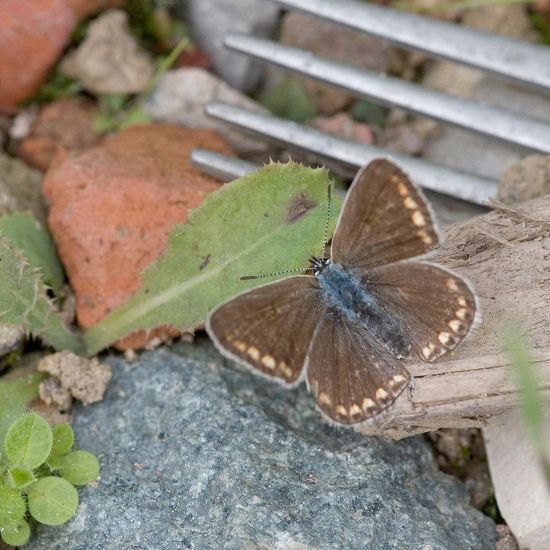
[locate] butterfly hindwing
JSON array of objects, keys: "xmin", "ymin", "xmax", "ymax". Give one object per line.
[
  {"xmin": 206, "ymin": 276, "xmax": 323, "ymax": 387},
  {"xmin": 331, "ymin": 159, "xmax": 440, "ymax": 269},
  {"xmin": 365, "ymin": 262, "xmax": 478, "ymax": 362},
  {"xmin": 306, "ymin": 307, "xmax": 411, "ymax": 425}
]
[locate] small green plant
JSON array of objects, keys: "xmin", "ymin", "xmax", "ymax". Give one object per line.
[
  {"xmin": 0, "ymin": 213, "xmax": 83, "ymax": 354},
  {"xmin": 22, "ymin": 72, "xmax": 82, "ymax": 106},
  {"xmin": 0, "ymin": 414, "xmax": 99, "ymax": 546},
  {"xmin": 260, "ymin": 75, "xmax": 318, "ymax": 123},
  {"xmin": 530, "ymin": 11, "xmax": 550, "ymax": 46},
  {"xmin": 350, "ymin": 99, "xmax": 389, "ymax": 127},
  {"xmin": 126, "ymin": 0, "xmax": 188, "ymax": 51},
  {"xmin": 504, "ymin": 325, "xmax": 550, "ymax": 489}
]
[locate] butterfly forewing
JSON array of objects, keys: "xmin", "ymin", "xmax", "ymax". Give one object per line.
[
  {"xmin": 206, "ymin": 276, "xmax": 323, "ymax": 386},
  {"xmin": 366, "ymin": 262, "xmax": 478, "ymax": 362},
  {"xmin": 306, "ymin": 308, "xmax": 411, "ymax": 425},
  {"xmin": 331, "ymin": 159, "xmax": 439, "ymax": 270}
]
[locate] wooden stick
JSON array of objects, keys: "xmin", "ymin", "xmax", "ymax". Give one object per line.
[{"xmin": 358, "ymin": 194, "xmax": 550, "ymax": 439}]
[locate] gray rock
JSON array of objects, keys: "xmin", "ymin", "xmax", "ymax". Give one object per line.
[
  {"xmin": 30, "ymin": 340, "xmax": 495, "ymax": 549},
  {"xmin": 144, "ymin": 68, "xmax": 269, "ymax": 154},
  {"xmin": 182, "ymin": 0, "xmax": 280, "ymax": 91},
  {"xmin": 59, "ymin": 10, "xmax": 154, "ymax": 95}
]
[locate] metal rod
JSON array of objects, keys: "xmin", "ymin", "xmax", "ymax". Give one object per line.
[
  {"xmin": 205, "ymin": 101, "xmax": 497, "ymax": 204},
  {"xmin": 226, "ymin": 33, "xmax": 550, "ymax": 153},
  {"xmin": 191, "ymin": 150, "xmax": 257, "ymax": 181},
  {"xmin": 191, "ymin": 149, "xmax": 350, "ymax": 201},
  {"xmin": 272, "ymin": 0, "xmax": 550, "ymax": 94}
]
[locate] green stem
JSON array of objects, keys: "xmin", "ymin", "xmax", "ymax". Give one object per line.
[
  {"xmin": 107, "ymin": 37, "xmax": 191, "ymax": 132},
  {"xmin": 504, "ymin": 325, "xmax": 550, "ymax": 493}
]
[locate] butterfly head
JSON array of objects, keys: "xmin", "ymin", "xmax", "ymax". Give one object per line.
[{"xmin": 309, "ymin": 256, "xmax": 330, "ymax": 276}]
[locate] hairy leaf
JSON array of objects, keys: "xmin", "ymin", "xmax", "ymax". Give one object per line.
[
  {"xmin": 48, "ymin": 450, "xmax": 100, "ymax": 486},
  {"xmin": 0, "ymin": 485, "xmax": 26, "ymax": 528},
  {"xmin": 7, "ymin": 466, "xmax": 36, "ymax": 489},
  {"xmin": 1, "ymin": 518, "xmax": 30, "ymax": 546},
  {"xmin": 0, "ymin": 212, "xmax": 65, "ymax": 294},
  {"xmin": 4, "ymin": 414, "xmax": 53, "ymax": 469},
  {"xmin": 0, "ymin": 235, "xmax": 83, "ymax": 353},
  {"xmin": 83, "ymin": 162, "xmax": 341, "ymax": 354},
  {"xmin": 28, "ymin": 476, "xmax": 78, "ymax": 525},
  {"xmin": 50, "ymin": 424, "xmax": 75, "ymax": 456}
]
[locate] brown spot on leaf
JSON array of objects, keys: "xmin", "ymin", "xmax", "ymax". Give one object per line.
[
  {"xmin": 199, "ymin": 254, "xmax": 211, "ymax": 271},
  {"xmin": 287, "ymin": 193, "xmax": 317, "ymax": 223}
]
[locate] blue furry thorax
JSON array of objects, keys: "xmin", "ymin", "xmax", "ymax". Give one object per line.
[{"xmin": 316, "ymin": 261, "xmax": 410, "ymax": 358}]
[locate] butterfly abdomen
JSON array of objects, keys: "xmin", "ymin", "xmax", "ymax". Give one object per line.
[{"xmin": 317, "ymin": 262, "xmax": 411, "ymax": 358}]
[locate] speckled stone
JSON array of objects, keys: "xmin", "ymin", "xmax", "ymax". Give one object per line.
[
  {"xmin": 29, "ymin": 339, "xmax": 496, "ymax": 549},
  {"xmin": 182, "ymin": 0, "xmax": 280, "ymax": 92}
]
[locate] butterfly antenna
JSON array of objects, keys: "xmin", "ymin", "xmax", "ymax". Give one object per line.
[
  {"xmin": 321, "ymin": 182, "xmax": 332, "ymax": 259},
  {"xmin": 240, "ymin": 266, "xmax": 313, "ymax": 281},
  {"xmin": 240, "ymin": 182, "xmax": 333, "ymax": 281}
]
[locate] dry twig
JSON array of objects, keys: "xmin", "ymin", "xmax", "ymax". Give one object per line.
[{"xmin": 359, "ymin": 195, "xmax": 550, "ymax": 438}]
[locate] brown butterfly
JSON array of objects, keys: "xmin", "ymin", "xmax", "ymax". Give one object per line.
[{"xmin": 206, "ymin": 159, "xmax": 478, "ymax": 426}]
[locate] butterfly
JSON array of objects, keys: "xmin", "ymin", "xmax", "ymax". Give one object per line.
[{"xmin": 206, "ymin": 159, "xmax": 478, "ymax": 426}]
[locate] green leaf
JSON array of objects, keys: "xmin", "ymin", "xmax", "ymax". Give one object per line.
[
  {"xmin": 27, "ymin": 476, "xmax": 78, "ymax": 525},
  {"xmin": 93, "ymin": 112, "xmax": 116, "ymax": 135},
  {"xmin": 0, "ymin": 212, "xmax": 65, "ymax": 294},
  {"xmin": 48, "ymin": 450, "xmax": 100, "ymax": 486},
  {"xmin": 4, "ymin": 414, "xmax": 53, "ymax": 469},
  {"xmin": 6, "ymin": 465, "xmax": 36, "ymax": 489},
  {"xmin": 95, "ymin": 36, "xmax": 189, "ymax": 135},
  {"xmin": 0, "ymin": 368, "xmax": 46, "ymax": 449},
  {"xmin": 0, "ymin": 235, "xmax": 83, "ymax": 353},
  {"xmin": 260, "ymin": 75, "xmax": 317, "ymax": 122},
  {"xmin": 23, "ymin": 71, "xmax": 81, "ymax": 105},
  {"xmin": 99, "ymin": 93, "xmax": 129, "ymax": 113},
  {"xmin": 50, "ymin": 424, "xmax": 75, "ymax": 457},
  {"xmin": 1, "ymin": 518, "xmax": 30, "ymax": 546},
  {"xmin": 530, "ymin": 11, "xmax": 550, "ymax": 45},
  {"xmin": 83, "ymin": 162, "xmax": 341, "ymax": 354},
  {"xmin": 351, "ymin": 99, "xmax": 389, "ymax": 126},
  {"xmin": 0, "ymin": 484, "xmax": 26, "ymax": 528}
]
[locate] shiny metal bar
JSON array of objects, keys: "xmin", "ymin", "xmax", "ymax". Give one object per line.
[
  {"xmin": 191, "ymin": 147, "xmax": 348, "ymax": 192},
  {"xmin": 225, "ymin": 34, "xmax": 550, "ymax": 153},
  {"xmin": 191, "ymin": 149, "xmax": 257, "ymax": 181},
  {"xmin": 190, "ymin": 149, "xmax": 350, "ymax": 200},
  {"xmin": 206, "ymin": 101, "xmax": 497, "ymax": 204},
  {"xmin": 272, "ymin": 0, "xmax": 550, "ymax": 94}
]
